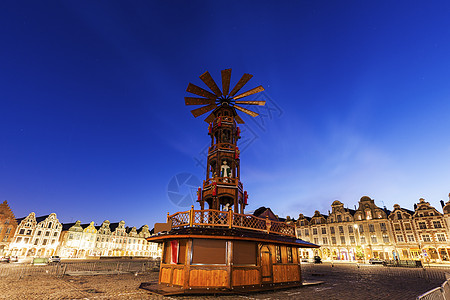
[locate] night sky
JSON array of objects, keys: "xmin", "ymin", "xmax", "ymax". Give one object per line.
[{"xmin": 2, "ymin": 1, "xmax": 450, "ymax": 228}]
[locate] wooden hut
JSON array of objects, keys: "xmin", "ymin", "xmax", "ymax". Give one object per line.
[{"xmin": 144, "ymin": 206, "xmax": 318, "ymax": 295}]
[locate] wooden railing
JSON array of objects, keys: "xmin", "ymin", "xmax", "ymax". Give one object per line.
[
  {"xmin": 208, "ymin": 143, "xmax": 236, "ymax": 153},
  {"xmin": 167, "ymin": 207, "xmax": 295, "ymax": 237},
  {"xmin": 204, "ymin": 177, "xmax": 239, "ymax": 187}
]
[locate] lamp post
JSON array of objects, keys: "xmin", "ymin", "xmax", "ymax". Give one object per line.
[{"xmin": 354, "ymin": 224, "xmax": 362, "ymax": 263}]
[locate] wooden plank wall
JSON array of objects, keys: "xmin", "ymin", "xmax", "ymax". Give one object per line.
[
  {"xmin": 189, "ymin": 269, "xmax": 228, "ymax": 287},
  {"xmin": 232, "ymin": 268, "xmax": 260, "ymax": 286},
  {"xmin": 160, "ymin": 267, "xmax": 171, "ymax": 284},
  {"xmin": 273, "ymin": 264, "xmax": 300, "ymax": 282}
]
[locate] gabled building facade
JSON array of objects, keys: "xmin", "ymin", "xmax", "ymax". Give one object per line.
[{"xmin": 9, "ymin": 212, "xmax": 62, "ymax": 257}]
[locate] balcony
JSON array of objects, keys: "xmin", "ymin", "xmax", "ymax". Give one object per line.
[{"xmin": 167, "ymin": 208, "xmax": 296, "ymax": 238}]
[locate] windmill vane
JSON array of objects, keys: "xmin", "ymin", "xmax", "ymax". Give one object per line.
[{"xmin": 185, "ymin": 69, "xmax": 266, "ymax": 123}]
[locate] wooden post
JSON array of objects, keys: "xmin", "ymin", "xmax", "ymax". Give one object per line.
[
  {"xmin": 167, "ymin": 212, "xmax": 170, "ymax": 223},
  {"xmin": 266, "ymin": 216, "xmax": 270, "ymax": 234},
  {"xmin": 189, "ymin": 205, "xmax": 194, "ymax": 227},
  {"xmin": 183, "ymin": 239, "xmax": 192, "ymax": 289},
  {"xmin": 227, "ymin": 240, "xmax": 233, "ymax": 289},
  {"xmin": 228, "ymin": 209, "xmax": 233, "ymax": 229}
]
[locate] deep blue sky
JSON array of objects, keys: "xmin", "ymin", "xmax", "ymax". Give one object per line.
[{"xmin": 1, "ymin": 1, "xmax": 450, "ymax": 227}]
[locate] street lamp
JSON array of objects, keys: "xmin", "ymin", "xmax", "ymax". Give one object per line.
[{"xmin": 354, "ymin": 224, "xmax": 361, "ymax": 263}]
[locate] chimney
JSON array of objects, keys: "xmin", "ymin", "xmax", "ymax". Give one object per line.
[
  {"xmin": 441, "ymin": 200, "xmax": 445, "ymax": 208},
  {"xmin": 414, "ymin": 203, "xmax": 417, "ymax": 210}
]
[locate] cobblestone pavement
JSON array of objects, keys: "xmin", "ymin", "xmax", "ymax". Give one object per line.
[{"xmin": 0, "ymin": 263, "xmax": 447, "ymax": 299}]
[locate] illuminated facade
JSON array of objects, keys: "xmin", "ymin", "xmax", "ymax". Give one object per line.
[
  {"xmin": 296, "ymin": 195, "xmax": 450, "ymax": 263},
  {"xmin": 9, "ymin": 212, "xmax": 62, "ymax": 257},
  {"xmin": 57, "ymin": 220, "xmax": 160, "ymax": 258},
  {"xmin": 0, "ymin": 202, "xmax": 161, "ymax": 259}
]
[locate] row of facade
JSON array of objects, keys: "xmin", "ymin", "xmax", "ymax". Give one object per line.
[
  {"xmin": 290, "ymin": 195, "xmax": 450, "ymax": 263},
  {"xmin": 0, "ymin": 201, "xmax": 161, "ymax": 259}
]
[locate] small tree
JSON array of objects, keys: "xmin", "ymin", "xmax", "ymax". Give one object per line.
[{"xmin": 356, "ymin": 246, "xmax": 365, "ymax": 260}]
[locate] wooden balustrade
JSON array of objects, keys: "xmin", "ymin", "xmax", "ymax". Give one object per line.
[
  {"xmin": 167, "ymin": 208, "xmax": 295, "ymax": 237},
  {"xmin": 208, "ymin": 143, "xmax": 236, "ymax": 153},
  {"xmin": 204, "ymin": 177, "xmax": 238, "ymax": 187}
]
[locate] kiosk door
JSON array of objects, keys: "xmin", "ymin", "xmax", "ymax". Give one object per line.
[{"xmin": 260, "ymin": 245, "xmax": 273, "ymax": 283}]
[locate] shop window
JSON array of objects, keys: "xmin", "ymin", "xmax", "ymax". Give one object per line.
[
  {"xmin": 233, "ymin": 241, "xmax": 256, "ymax": 265},
  {"xmin": 275, "ymin": 245, "xmax": 282, "ymax": 263},
  {"xmin": 192, "ymin": 239, "xmax": 226, "ymax": 265}
]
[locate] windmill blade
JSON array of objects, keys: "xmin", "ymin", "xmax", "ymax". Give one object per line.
[
  {"xmin": 234, "ymin": 104, "xmax": 259, "ymax": 117},
  {"xmin": 200, "ymin": 71, "xmax": 222, "ymax": 97},
  {"xmin": 187, "ymin": 83, "xmax": 217, "ymax": 100},
  {"xmin": 191, "ymin": 104, "xmax": 217, "ymax": 118},
  {"xmin": 221, "ymin": 69, "xmax": 232, "ymax": 96},
  {"xmin": 229, "ymin": 73, "xmax": 253, "ymax": 97},
  {"xmin": 185, "ymin": 97, "xmax": 215, "ymax": 106},
  {"xmin": 233, "ymin": 86, "xmax": 265, "ymax": 100},
  {"xmin": 235, "ymin": 100, "xmax": 266, "ymax": 106},
  {"xmin": 204, "ymin": 112, "xmax": 216, "ymax": 123},
  {"xmin": 234, "ymin": 113, "xmax": 245, "ymax": 124}
]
